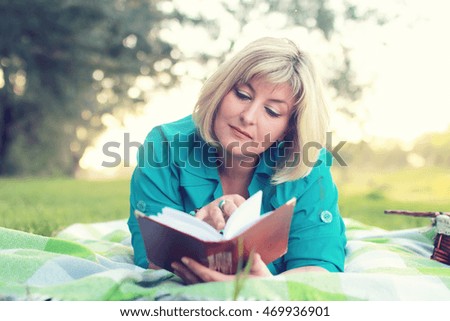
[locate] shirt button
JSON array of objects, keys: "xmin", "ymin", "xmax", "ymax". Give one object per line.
[
  {"xmin": 136, "ymin": 200, "xmax": 147, "ymax": 213},
  {"xmin": 320, "ymin": 210, "xmax": 333, "ymax": 223}
]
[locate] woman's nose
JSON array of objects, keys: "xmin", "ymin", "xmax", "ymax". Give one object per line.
[{"xmin": 239, "ymin": 103, "xmax": 258, "ymax": 125}]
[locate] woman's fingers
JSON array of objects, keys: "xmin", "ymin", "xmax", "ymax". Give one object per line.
[
  {"xmin": 248, "ymin": 253, "xmax": 272, "ymax": 277},
  {"xmin": 219, "ymin": 199, "xmax": 238, "ymax": 220},
  {"xmin": 219, "ymin": 194, "xmax": 246, "ymax": 220},
  {"xmin": 231, "ymin": 194, "xmax": 246, "ymax": 207},
  {"xmin": 171, "ymin": 261, "xmax": 203, "ymax": 285},
  {"xmin": 148, "ymin": 261, "xmax": 162, "ymax": 270},
  {"xmin": 179, "ymin": 257, "xmax": 233, "ymax": 283},
  {"xmin": 195, "ymin": 206, "xmax": 226, "ymax": 230},
  {"xmin": 194, "ymin": 194, "xmax": 247, "ymax": 231}
]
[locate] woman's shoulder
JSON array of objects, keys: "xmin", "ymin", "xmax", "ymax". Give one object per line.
[
  {"xmin": 271, "ymin": 149, "xmax": 335, "ymax": 203},
  {"xmin": 288, "ymin": 148, "xmax": 333, "ymax": 183}
]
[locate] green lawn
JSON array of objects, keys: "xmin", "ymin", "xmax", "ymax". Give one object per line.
[
  {"xmin": 333, "ymin": 166, "xmax": 450, "ymax": 230},
  {"xmin": 0, "ymin": 177, "xmax": 130, "ymax": 236},
  {"xmin": 0, "ymin": 166, "xmax": 449, "ymax": 236}
]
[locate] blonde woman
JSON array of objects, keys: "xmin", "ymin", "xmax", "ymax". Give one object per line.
[{"xmin": 128, "ymin": 37, "xmax": 346, "ymax": 284}]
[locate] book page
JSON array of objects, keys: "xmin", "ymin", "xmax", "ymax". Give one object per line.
[
  {"xmin": 223, "ymin": 190, "xmax": 262, "ymax": 239},
  {"xmin": 150, "ymin": 207, "xmax": 223, "ymax": 242}
]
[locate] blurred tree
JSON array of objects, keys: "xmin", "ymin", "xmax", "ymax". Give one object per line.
[
  {"xmin": 163, "ymin": 0, "xmax": 387, "ymax": 113},
  {"xmin": 338, "ymin": 140, "xmax": 376, "ymax": 169},
  {"xmin": 0, "ymin": 0, "xmax": 174, "ymax": 175},
  {"xmin": 337, "ymin": 139, "xmax": 409, "ymax": 171},
  {"xmin": 0, "ymin": 0, "xmax": 385, "ymax": 176}
]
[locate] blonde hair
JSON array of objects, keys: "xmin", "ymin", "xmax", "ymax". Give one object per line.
[{"xmin": 193, "ymin": 37, "xmax": 329, "ymax": 184}]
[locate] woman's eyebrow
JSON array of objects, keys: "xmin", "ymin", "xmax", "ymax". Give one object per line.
[{"xmin": 239, "ymin": 82, "xmax": 254, "ymax": 93}]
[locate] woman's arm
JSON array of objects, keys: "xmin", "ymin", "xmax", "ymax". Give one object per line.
[
  {"xmin": 274, "ymin": 149, "xmax": 346, "ymax": 273},
  {"xmin": 128, "ymin": 127, "xmax": 184, "ymax": 268},
  {"xmin": 282, "ymin": 266, "xmax": 328, "ymax": 274}
]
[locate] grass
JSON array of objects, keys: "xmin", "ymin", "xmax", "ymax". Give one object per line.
[
  {"xmin": 333, "ymin": 166, "xmax": 450, "ymax": 230},
  {"xmin": 0, "ymin": 177, "xmax": 130, "ymax": 236},
  {"xmin": 0, "ymin": 166, "xmax": 449, "ymax": 236}
]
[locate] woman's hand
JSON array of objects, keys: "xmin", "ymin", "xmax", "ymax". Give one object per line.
[
  {"xmin": 148, "ymin": 261, "xmax": 162, "ymax": 270},
  {"xmin": 171, "ymin": 253, "xmax": 272, "ymax": 284},
  {"xmin": 195, "ymin": 194, "xmax": 246, "ymax": 231}
]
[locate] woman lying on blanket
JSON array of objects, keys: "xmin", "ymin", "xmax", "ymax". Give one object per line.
[{"xmin": 128, "ymin": 37, "xmax": 347, "ymax": 284}]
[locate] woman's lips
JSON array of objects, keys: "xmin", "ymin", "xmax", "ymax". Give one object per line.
[{"xmin": 230, "ymin": 125, "xmax": 252, "ymax": 140}]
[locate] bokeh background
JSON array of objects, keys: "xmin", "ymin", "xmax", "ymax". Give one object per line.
[{"xmin": 1, "ymin": 0, "xmax": 449, "ymax": 236}]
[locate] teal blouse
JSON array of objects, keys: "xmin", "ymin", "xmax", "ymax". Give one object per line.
[{"xmin": 128, "ymin": 115, "xmax": 346, "ymax": 274}]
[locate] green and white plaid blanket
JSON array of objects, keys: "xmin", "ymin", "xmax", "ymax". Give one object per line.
[{"xmin": 1, "ymin": 218, "xmax": 449, "ymax": 300}]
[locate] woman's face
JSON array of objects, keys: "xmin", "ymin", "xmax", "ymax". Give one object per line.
[{"xmin": 213, "ymin": 77, "xmax": 295, "ymax": 161}]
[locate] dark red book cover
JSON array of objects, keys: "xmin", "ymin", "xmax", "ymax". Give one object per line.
[{"xmin": 137, "ymin": 199, "xmax": 295, "ymax": 274}]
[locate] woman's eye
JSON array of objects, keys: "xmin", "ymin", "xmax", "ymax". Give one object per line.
[
  {"xmin": 234, "ymin": 88, "xmax": 251, "ymax": 101},
  {"xmin": 265, "ymin": 106, "xmax": 281, "ymax": 118}
]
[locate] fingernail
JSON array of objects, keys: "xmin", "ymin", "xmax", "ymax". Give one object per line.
[{"xmin": 181, "ymin": 257, "xmax": 189, "ymax": 265}]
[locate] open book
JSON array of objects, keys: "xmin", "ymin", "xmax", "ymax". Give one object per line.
[{"xmin": 136, "ymin": 191, "xmax": 296, "ymax": 274}]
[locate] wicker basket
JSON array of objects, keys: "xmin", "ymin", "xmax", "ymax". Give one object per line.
[
  {"xmin": 431, "ymin": 215, "xmax": 450, "ymax": 265},
  {"xmin": 384, "ymin": 210, "xmax": 450, "ymax": 266}
]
